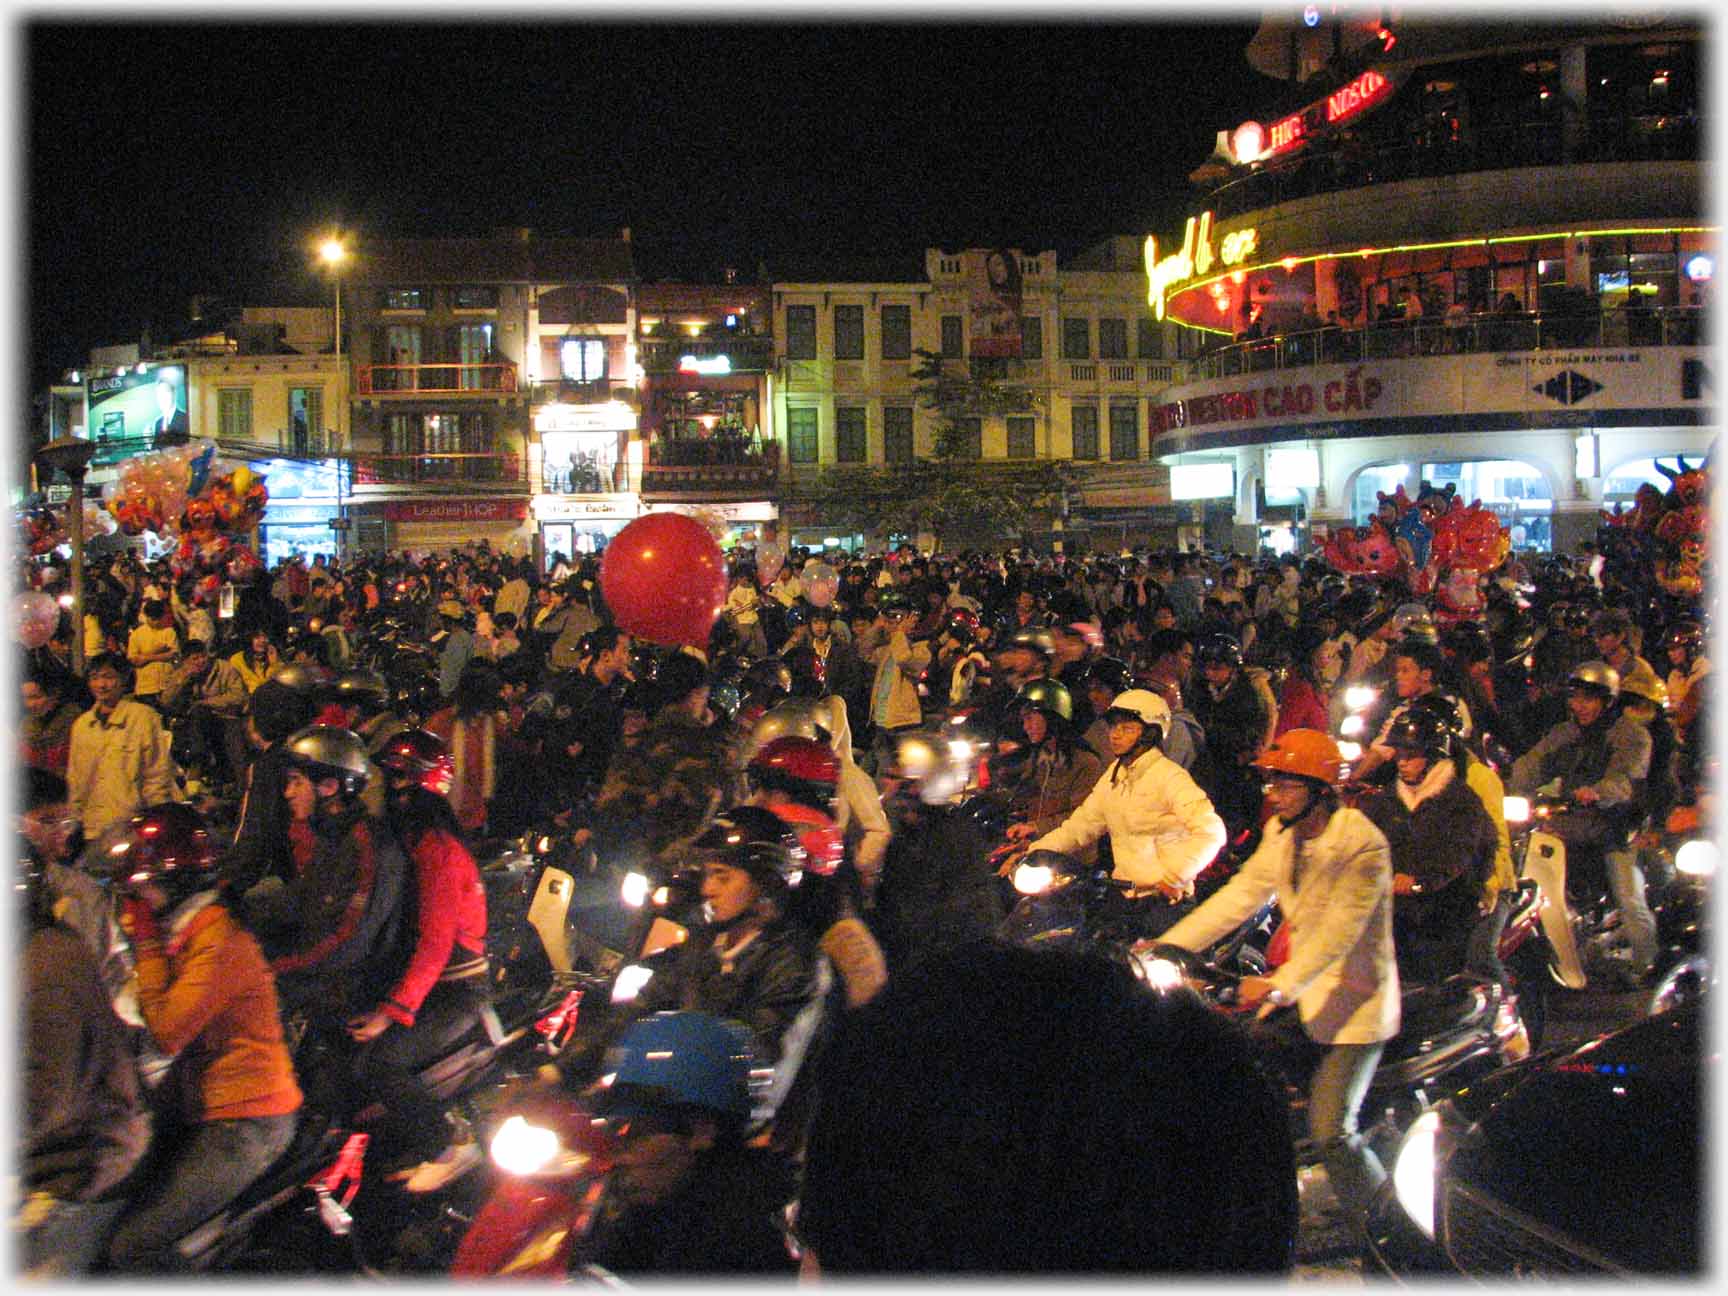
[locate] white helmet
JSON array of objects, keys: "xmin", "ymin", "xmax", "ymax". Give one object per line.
[{"xmin": 1103, "ymin": 688, "xmax": 1171, "ymax": 741}]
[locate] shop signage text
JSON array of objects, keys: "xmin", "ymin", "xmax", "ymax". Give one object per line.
[
  {"xmin": 1265, "ymin": 68, "xmax": 1393, "ymax": 160},
  {"xmin": 533, "ymin": 494, "xmax": 642, "ymax": 521},
  {"xmin": 378, "ymin": 499, "xmax": 529, "ymax": 523},
  {"xmin": 1150, "ymin": 367, "xmax": 1385, "ymax": 434},
  {"xmin": 1144, "ymin": 211, "xmax": 1260, "ymax": 320}
]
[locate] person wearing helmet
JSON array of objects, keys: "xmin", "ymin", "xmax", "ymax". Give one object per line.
[
  {"xmin": 100, "ymin": 804, "xmax": 303, "ymax": 1270},
  {"xmin": 1350, "ymin": 638, "xmax": 1473, "ymax": 784},
  {"xmin": 1661, "ymin": 619, "xmax": 1710, "ymax": 740},
  {"xmin": 1187, "ymin": 633, "xmax": 1277, "ymax": 846},
  {"xmin": 1590, "ymin": 607, "xmax": 1667, "ymax": 712},
  {"xmin": 787, "ymin": 601, "xmax": 865, "ymax": 722},
  {"xmin": 1358, "ymin": 709, "xmax": 1499, "ymax": 985},
  {"xmin": 576, "ymin": 1012, "xmax": 797, "ymax": 1276},
  {"xmin": 626, "ymin": 809, "xmax": 819, "ymax": 1070},
  {"xmin": 925, "ymin": 606, "xmax": 991, "ymax": 711},
  {"xmin": 1156, "ymin": 729, "xmax": 1398, "ymax": 1243},
  {"xmin": 345, "ymin": 729, "xmax": 491, "ymax": 1194},
  {"xmin": 991, "ymin": 680, "xmax": 1105, "ymax": 856},
  {"xmin": 266, "ymin": 725, "xmax": 411, "ymax": 1014},
  {"xmin": 864, "ymin": 594, "xmax": 933, "ymax": 774},
  {"xmin": 220, "ymin": 664, "xmax": 325, "ymax": 899},
  {"xmin": 1012, "ymin": 688, "xmax": 1226, "ymax": 927}
]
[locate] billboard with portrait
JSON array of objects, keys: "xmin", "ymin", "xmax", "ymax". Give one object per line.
[
  {"xmin": 969, "ymin": 248, "xmax": 1024, "ymax": 358},
  {"xmin": 85, "ymin": 364, "xmax": 188, "ymax": 460}
]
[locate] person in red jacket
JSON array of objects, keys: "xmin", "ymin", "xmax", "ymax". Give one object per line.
[
  {"xmin": 1275, "ymin": 626, "xmax": 1337, "ymax": 737},
  {"xmin": 348, "ymin": 728, "xmax": 490, "ymax": 1193}
]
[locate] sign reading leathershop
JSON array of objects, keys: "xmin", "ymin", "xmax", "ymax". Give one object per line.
[{"xmin": 376, "ymin": 499, "xmax": 530, "ymax": 523}]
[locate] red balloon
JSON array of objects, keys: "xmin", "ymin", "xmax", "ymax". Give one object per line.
[{"xmin": 600, "ymin": 511, "xmax": 728, "ymax": 647}]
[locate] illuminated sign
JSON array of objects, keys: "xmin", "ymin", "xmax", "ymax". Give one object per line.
[
  {"xmin": 1266, "ymin": 69, "xmax": 1395, "ymax": 161},
  {"xmin": 1144, "ymin": 212, "xmax": 1260, "ymax": 320},
  {"xmin": 1169, "ymin": 463, "xmax": 1236, "ymax": 501},
  {"xmin": 679, "ymin": 354, "xmax": 733, "ymax": 375}
]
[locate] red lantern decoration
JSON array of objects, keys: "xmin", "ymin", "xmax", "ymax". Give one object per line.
[{"xmin": 599, "ymin": 511, "xmax": 728, "ymax": 647}]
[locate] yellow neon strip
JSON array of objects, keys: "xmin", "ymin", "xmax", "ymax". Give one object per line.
[{"xmin": 1167, "ymin": 224, "xmax": 1719, "ymax": 317}]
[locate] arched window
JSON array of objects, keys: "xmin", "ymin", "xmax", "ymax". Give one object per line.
[{"xmin": 1422, "ymin": 459, "xmax": 1554, "ymax": 551}]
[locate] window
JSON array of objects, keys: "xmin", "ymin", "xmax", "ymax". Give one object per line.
[
  {"xmin": 940, "ymin": 315, "xmax": 964, "ymax": 358},
  {"xmin": 458, "ymin": 323, "xmax": 496, "ymax": 386},
  {"xmin": 834, "ymin": 305, "xmax": 864, "ymax": 360},
  {"xmin": 287, "ymin": 387, "xmax": 323, "ymax": 452},
  {"xmin": 1020, "ymin": 315, "xmax": 1043, "ymax": 360},
  {"xmin": 560, "ymin": 338, "xmax": 607, "ymax": 382},
  {"xmin": 217, "ymin": 388, "xmax": 252, "ymax": 440},
  {"xmin": 1070, "ymin": 405, "xmax": 1099, "ymax": 459},
  {"xmin": 788, "ymin": 407, "xmax": 819, "ymax": 463},
  {"xmin": 382, "ymin": 288, "xmax": 427, "ymax": 311},
  {"xmin": 952, "ymin": 417, "xmax": 982, "ymax": 459},
  {"xmin": 884, "ymin": 406, "xmax": 914, "ymax": 463},
  {"xmin": 1062, "ymin": 317, "xmax": 1091, "ymax": 360},
  {"xmin": 836, "ymin": 406, "xmax": 867, "ymax": 462},
  {"xmin": 453, "ymin": 286, "xmax": 499, "ymax": 309},
  {"xmin": 785, "ymin": 306, "xmax": 817, "ymax": 360},
  {"xmin": 881, "ymin": 305, "xmax": 911, "ymax": 360},
  {"xmin": 1099, "ymin": 318, "xmax": 1128, "ymax": 359},
  {"xmin": 1006, "ymin": 415, "xmax": 1036, "ymax": 460},
  {"xmin": 1109, "ymin": 403, "xmax": 1139, "ymax": 461},
  {"xmin": 1136, "ymin": 318, "xmax": 1164, "ymax": 359}
]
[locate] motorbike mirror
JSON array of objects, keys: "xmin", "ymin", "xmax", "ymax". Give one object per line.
[{"xmin": 1502, "ymin": 796, "xmax": 1531, "ymax": 824}]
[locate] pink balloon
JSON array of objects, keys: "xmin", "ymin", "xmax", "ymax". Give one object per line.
[
  {"xmin": 755, "ymin": 539, "xmax": 785, "ymax": 585},
  {"xmin": 804, "ymin": 561, "xmax": 839, "ymax": 608},
  {"xmin": 14, "ymin": 591, "xmax": 59, "ymax": 649}
]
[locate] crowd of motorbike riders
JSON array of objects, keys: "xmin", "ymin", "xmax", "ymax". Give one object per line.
[{"xmin": 17, "ymin": 531, "xmax": 1713, "ymax": 1275}]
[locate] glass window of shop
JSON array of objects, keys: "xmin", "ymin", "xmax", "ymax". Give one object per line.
[
  {"xmin": 1351, "ymin": 464, "xmax": 1410, "ymax": 522},
  {"xmin": 1006, "ymin": 415, "xmax": 1036, "ymax": 460},
  {"xmin": 1061, "ymin": 318, "xmax": 1091, "ymax": 360},
  {"xmin": 218, "ymin": 388, "xmax": 252, "ymax": 440},
  {"xmin": 836, "ymin": 406, "xmax": 867, "ymax": 463},
  {"xmin": 788, "ymin": 407, "xmax": 819, "ymax": 463},
  {"xmin": 1424, "ymin": 460, "xmax": 1553, "ymax": 552},
  {"xmin": 1099, "ymin": 318, "xmax": 1128, "ymax": 360},
  {"xmin": 542, "ymin": 432, "xmax": 619, "ymax": 494},
  {"xmin": 1108, "ymin": 403, "xmax": 1139, "ymax": 461},
  {"xmin": 459, "ymin": 323, "xmax": 495, "ymax": 386},
  {"xmin": 1070, "ymin": 404, "xmax": 1099, "ymax": 460},
  {"xmin": 1020, "ymin": 315, "xmax": 1043, "ymax": 360},
  {"xmin": 785, "ymin": 306, "xmax": 817, "ymax": 360},
  {"xmin": 881, "ymin": 305, "xmax": 912, "ymax": 360},
  {"xmin": 834, "ymin": 305, "xmax": 865, "ymax": 360},
  {"xmin": 382, "ymin": 287, "xmax": 427, "ymax": 311},
  {"xmin": 884, "ymin": 406, "xmax": 914, "ymax": 464},
  {"xmin": 1603, "ymin": 456, "xmax": 1695, "ymax": 505},
  {"xmin": 940, "ymin": 315, "xmax": 964, "ymax": 358}
]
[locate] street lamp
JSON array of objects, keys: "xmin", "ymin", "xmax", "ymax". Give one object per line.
[
  {"xmin": 318, "ymin": 236, "xmax": 350, "ymax": 557},
  {"xmin": 34, "ymin": 436, "xmax": 97, "ymax": 676}
]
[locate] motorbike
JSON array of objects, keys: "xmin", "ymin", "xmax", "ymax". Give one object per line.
[
  {"xmin": 1646, "ymin": 808, "xmax": 1714, "ymax": 1016},
  {"xmin": 1504, "ymin": 791, "xmax": 1626, "ymax": 992}
]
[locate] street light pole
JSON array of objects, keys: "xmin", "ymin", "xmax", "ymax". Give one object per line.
[{"xmin": 319, "ymin": 236, "xmax": 349, "ymax": 560}]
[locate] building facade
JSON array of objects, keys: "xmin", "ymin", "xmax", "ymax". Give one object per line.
[{"xmin": 1147, "ymin": 11, "xmax": 1713, "ymax": 555}]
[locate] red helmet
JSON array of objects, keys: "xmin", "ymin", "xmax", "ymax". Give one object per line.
[
  {"xmin": 376, "ymin": 727, "xmax": 455, "ymax": 796},
  {"xmin": 748, "ymin": 735, "xmax": 840, "ymax": 808},
  {"xmin": 943, "ymin": 607, "xmax": 982, "ymax": 644},
  {"xmin": 101, "ymin": 802, "xmax": 218, "ymax": 898}
]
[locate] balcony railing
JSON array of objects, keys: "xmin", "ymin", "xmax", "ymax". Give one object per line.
[
  {"xmin": 1184, "ymin": 306, "xmax": 1707, "ymax": 383},
  {"xmin": 350, "ymin": 450, "xmax": 528, "ymax": 488},
  {"xmin": 639, "ymin": 334, "xmax": 777, "ymax": 374},
  {"xmin": 640, "ymin": 438, "xmax": 780, "ymax": 491},
  {"xmin": 356, "ymin": 363, "xmax": 518, "ymax": 395},
  {"xmin": 528, "ymin": 379, "xmax": 634, "ymax": 407}
]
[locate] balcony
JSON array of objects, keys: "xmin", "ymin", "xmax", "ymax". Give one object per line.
[
  {"xmin": 350, "ymin": 450, "xmax": 529, "ymax": 491},
  {"xmin": 640, "ymin": 438, "xmax": 780, "ymax": 493},
  {"xmin": 356, "ymin": 362, "xmax": 518, "ymax": 395},
  {"xmin": 639, "ymin": 333, "xmax": 776, "ymax": 375},
  {"xmin": 1184, "ymin": 305, "xmax": 1707, "ymax": 383},
  {"xmin": 529, "ymin": 379, "xmax": 635, "ymax": 407}
]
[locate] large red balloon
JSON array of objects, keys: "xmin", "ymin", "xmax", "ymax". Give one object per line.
[{"xmin": 600, "ymin": 511, "xmax": 728, "ymax": 647}]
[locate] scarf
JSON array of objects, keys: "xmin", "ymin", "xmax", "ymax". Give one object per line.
[{"xmin": 1395, "ymin": 758, "xmax": 1455, "ymax": 813}]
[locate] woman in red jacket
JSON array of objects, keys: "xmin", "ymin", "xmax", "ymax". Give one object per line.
[
  {"xmin": 347, "ymin": 729, "xmax": 489, "ymax": 1193},
  {"xmin": 1275, "ymin": 626, "xmax": 1337, "ymax": 738}
]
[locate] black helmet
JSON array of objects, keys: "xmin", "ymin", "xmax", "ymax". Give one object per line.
[
  {"xmin": 1442, "ymin": 622, "xmax": 1493, "ymax": 666},
  {"xmin": 878, "ymin": 592, "xmax": 915, "ymax": 618},
  {"xmin": 1383, "ymin": 706, "xmax": 1453, "ymax": 758},
  {"xmin": 1015, "ymin": 678, "xmax": 1074, "ymax": 724},
  {"xmin": 783, "ymin": 601, "xmax": 811, "ymax": 631},
  {"xmin": 1405, "ymin": 692, "xmax": 1465, "ymax": 740},
  {"xmin": 334, "ymin": 667, "xmax": 390, "ymax": 713},
  {"xmin": 1195, "ymin": 633, "xmax": 1243, "ymax": 668},
  {"xmin": 744, "ymin": 656, "xmax": 793, "ymax": 698},
  {"xmin": 282, "ymin": 725, "xmax": 373, "ymax": 797},
  {"xmin": 781, "ymin": 645, "xmax": 828, "ymax": 699},
  {"xmin": 272, "ymin": 661, "xmax": 335, "ymax": 698},
  {"xmin": 1002, "ymin": 627, "xmax": 1056, "ymax": 658},
  {"xmin": 691, "ymin": 806, "xmax": 804, "ymax": 900},
  {"xmin": 375, "ymin": 727, "xmax": 454, "ymax": 795}
]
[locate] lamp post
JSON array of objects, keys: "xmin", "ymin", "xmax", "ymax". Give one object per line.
[
  {"xmin": 34, "ymin": 436, "xmax": 97, "ymax": 676},
  {"xmin": 319, "ymin": 237, "xmax": 350, "ymax": 558}
]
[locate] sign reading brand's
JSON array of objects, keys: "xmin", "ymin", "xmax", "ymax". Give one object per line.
[
  {"xmin": 1264, "ymin": 68, "xmax": 1394, "ymax": 160},
  {"xmin": 532, "ymin": 494, "xmax": 642, "ymax": 521},
  {"xmin": 1144, "ymin": 212, "xmax": 1260, "ymax": 320},
  {"xmin": 379, "ymin": 499, "xmax": 529, "ymax": 523},
  {"xmin": 1150, "ymin": 367, "xmax": 1387, "ymax": 435}
]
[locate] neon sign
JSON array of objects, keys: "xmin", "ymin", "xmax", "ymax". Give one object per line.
[
  {"xmin": 1265, "ymin": 68, "xmax": 1395, "ymax": 161},
  {"xmin": 678, "ymin": 354, "xmax": 732, "ymax": 375},
  {"xmin": 1144, "ymin": 212, "xmax": 1260, "ymax": 320}
]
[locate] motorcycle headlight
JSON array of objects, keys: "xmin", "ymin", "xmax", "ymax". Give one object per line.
[
  {"xmin": 1344, "ymin": 685, "xmax": 1378, "ymax": 712},
  {"xmin": 1012, "ymin": 860, "xmax": 1056, "ymax": 895},
  {"xmin": 1338, "ymin": 713, "xmax": 1367, "ymax": 738},
  {"xmin": 490, "ymin": 1115, "xmax": 562, "ymax": 1176},
  {"xmin": 948, "ymin": 738, "xmax": 975, "ymax": 763},
  {"xmin": 1675, "ymin": 838, "xmax": 1717, "ymax": 879},
  {"xmin": 1502, "ymin": 796, "xmax": 1531, "ymax": 825},
  {"xmin": 1138, "ymin": 955, "xmax": 1187, "ymax": 994},
  {"xmin": 610, "ymin": 963, "xmax": 654, "ymax": 1004},
  {"xmin": 620, "ymin": 871, "xmax": 651, "ymax": 908},
  {"xmin": 1391, "ymin": 1108, "xmax": 1446, "ymax": 1239},
  {"xmin": 1336, "ymin": 740, "xmax": 1363, "ymax": 763}
]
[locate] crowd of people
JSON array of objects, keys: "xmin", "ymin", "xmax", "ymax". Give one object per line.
[{"xmin": 16, "ymin": 524, "xmax": 1713, "ymax": 1274}]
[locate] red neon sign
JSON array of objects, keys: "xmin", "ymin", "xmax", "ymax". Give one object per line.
[{"xmin": 1326, "ymin": 69, "xmax": 1390, "ymax": 124}]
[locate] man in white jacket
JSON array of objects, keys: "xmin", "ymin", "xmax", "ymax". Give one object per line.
[
  {"xmin": 1150, "ymin": 728, "xmax": 1399, "ymax": 1240},
  {"xmin": 1011, "ymin": 690, "xmax": 1226, "ymax": 926}
]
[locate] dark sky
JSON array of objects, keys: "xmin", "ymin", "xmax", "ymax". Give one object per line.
[{"xmin": 26, "ymin": 16, "xmax": 1281, "ymax": 387}]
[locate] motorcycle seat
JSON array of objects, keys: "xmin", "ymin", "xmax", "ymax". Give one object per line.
[
  {"xmin": 1379, "ymin": 975, "xmax": 1500, "ymax": 1069},
  {"xmin": 172, "ymin": 1111, "xmax": 343, "ymax": 1265}
]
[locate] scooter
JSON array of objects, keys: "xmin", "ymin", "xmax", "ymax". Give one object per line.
[
  {"xmin": 1647, "ymin": 806, "xmax": 1714, "ymax": 1016},
  {"xmin": 1505, "ymin": 792, "xmax": 1613, "ymax": 991}
]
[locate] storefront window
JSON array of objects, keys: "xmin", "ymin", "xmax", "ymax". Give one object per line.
[
  {"xmin": 1603, "ymin": 455, "xmax": 1693, "ymax": 503},
  {"xmin": 1351, "ymin": 463, "xmax": 1410, "ymax": 522}
]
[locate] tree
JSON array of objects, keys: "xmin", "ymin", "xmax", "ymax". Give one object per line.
[{"xmin": 804, "ymin": 349, "xmax": 1070, "ymax": 550}]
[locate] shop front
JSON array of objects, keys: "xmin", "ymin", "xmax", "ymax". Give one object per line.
[
  {"xmin": 653, "ymin": 500, "xmax": 778, "ymax": 554},
  {"xmin": 532, "ymin": 494, "xmax": 642, "ymax": 569},
  {"xmin": 254, "ymin": 457, "xmax": 348, "ymax": 566},
  {"xmin": 352, "ymin": 497, "xmax": 532, "ymax": 556},
  {"xmin": 536, "ymin": 401, "xmax": 633, "ymax": 494}
]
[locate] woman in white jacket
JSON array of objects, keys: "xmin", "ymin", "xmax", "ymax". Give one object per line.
[
  {"xmin": 1013, "ymin": 690, "xmax": 1226, "ymax": 927},
  {"xmin": 1153, "ymin": 728, "xmax": 1399, "ymax": 1240}
]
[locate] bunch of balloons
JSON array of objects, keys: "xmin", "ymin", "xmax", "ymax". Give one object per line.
[
  {"xmin": 1600, "ymin": 454, "xmax": 1712, "ymax": 600},
  {"xmin": 103, "ymin": 440, "xmax": 268, "ymax": 539},
  {"xmin": 600, "ymin": 511, "xmax": 728, "ymax": 647},
  {"xmin": 14, "ymin": 500, "xmax": 117, "ymax": 556}
]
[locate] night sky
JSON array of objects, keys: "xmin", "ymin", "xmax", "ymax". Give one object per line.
[{"xmin": 26, "ymin": 12, "xmax": 1283, "ymax": 388}]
